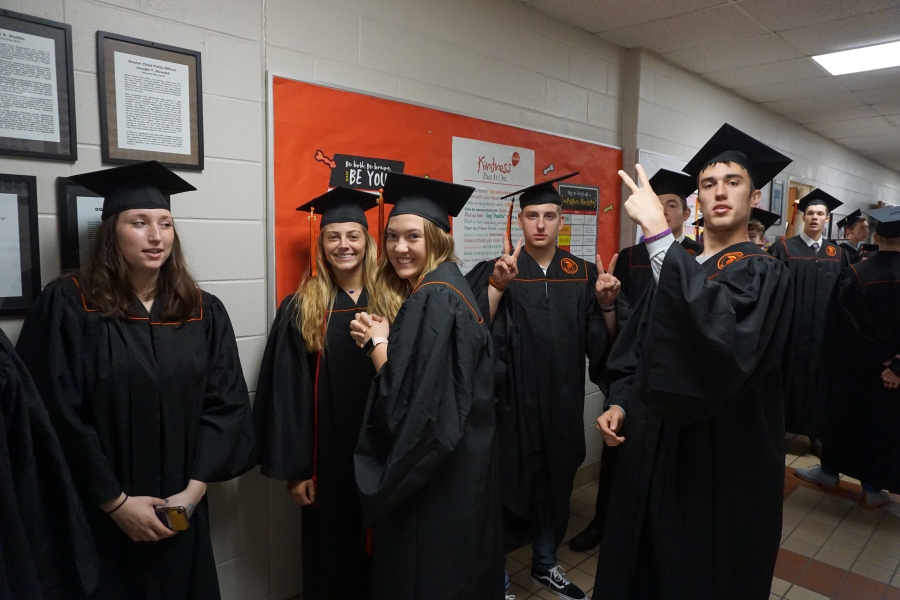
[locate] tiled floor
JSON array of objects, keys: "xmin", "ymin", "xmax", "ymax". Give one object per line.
[{"xmin": 506, "ymin": 433, "xmax": 900, "ymax": 600}]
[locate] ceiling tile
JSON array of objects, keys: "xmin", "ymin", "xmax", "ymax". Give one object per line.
[
  {"xmin": 855, "ymin": 85, "xmax": 900, "ymax": 104},
  {"xmin": 737, "ymin": 0, "xmax": 897, "ymax": 32},
  {"xmin": 734, "ymin": 77, "xmax": 849, "ymax": 103},
  {"xmin": 805, "ymin": 116, "xmax": 893, "ymax": 133},
  {"xmin": 762, "ymin": 92, "xmax": 864, "ymax": 114},
  {"xmin": 663, "ymin": 34, "xmax": 804, "ymax": 73},
  {"xmin": 786, "ymin": 105, "xmax": 880, "ymax": 123},
  {"xmin": 777, "ymin": 7, "xmax": 900, "ymax": 56},
  {"xmin": 831, "ymin": 125, "xmax": 899, "ymax": 139},
  {"xmin": 703, "ymin": 58, "xmax": 828, "ymax": 89},
  {"xmin": 836, "ymin": 67, "xmax": 900, "ymax": 92},
  {"xmin": 888, "ymin": 114, "xmax": 900, "ymax": 124},
  {"xmin": 873, "ymin": 102, "xmax": 900, "ymax": 115},
  {"xmin": 597, "ymin": 4, "xmax": 768, "ymax": 54},
  {"xmin": 526, "ymin": 0, "xmax": 727, "ymax": 33}
]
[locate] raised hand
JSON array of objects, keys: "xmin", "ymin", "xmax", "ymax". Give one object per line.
[
  {"xmin": 595, "ymin": 252, "xmax": 621, "ymax": 305},
  {"xmin": 492, "ymin": 237, "xmax": 524, "ymax": 289},
  {"xmin": 618, "ymin": 164, "xmax": 668, "ymax": 237}
]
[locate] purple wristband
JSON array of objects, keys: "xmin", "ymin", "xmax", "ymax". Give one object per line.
[{"xmin": 643, "ymin": 228, "xmax": 672, "ymax": 244}]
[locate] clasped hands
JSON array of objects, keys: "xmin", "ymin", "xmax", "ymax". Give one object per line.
[
  {"xmin": 882, "ymin": 356, "xmax": 900, "ymax": 390},
  {"xmin": 350, "ymin": 312, "xmax": 390, "ymax": 348}
]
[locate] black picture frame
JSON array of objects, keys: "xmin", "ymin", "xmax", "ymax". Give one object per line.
[
  {"xmin": 0, "ymin": 174, "xmax": 40, "ymax": 316},
  {"xmin": 97, "ymin": 31, "xmax": 204, "ymax": 170},
  {"xmin": 771, "ymin": 179, "xmax": 785, "ymax": 227},
  {"xmin": 0, "ymin": 9, "xmax": 77, "ymax": 162},
  {"xmin": 56, "ymin": 177, "xmax": 103, "ymax": 271}
]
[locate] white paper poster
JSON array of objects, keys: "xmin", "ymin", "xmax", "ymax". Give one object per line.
[
  {"xmin": 114, "ymin": 51, "xmax": 191, "ymax": 155},
  {"xmin": 76, "ymin": 196, "xmax": 105, "ymax": 261},
  {"xmin": 0, "ymin": 27, "xmax": 60, "ymax": 143},
  {"xmin": 0, "ymin": 193, "xmax": 22, "ymax": 297},
  {"xmin": 451, "ymin": 137, "xmax": 535, "ymax": 273}
]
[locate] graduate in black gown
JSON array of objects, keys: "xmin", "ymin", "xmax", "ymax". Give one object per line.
[
  {"xmin": 795, "ymin": 207, "xmax": 900, "ymax": 508},
  {"xmin": 745, "ymin": 207, "xmax": 780, "ymax": 249},
  {"xmin": 593, "ymin": 124, "xmax": 794, "ymax": 600},
  {"xmin": 465, "ymin": 173, "xmax": 618, "ymax": 600},
  {"xmin": 350, "ymin": 174, "xmax": 502, "ymax": 600},
  {"xmin": 0, "ymin": 328, "xmax": 98, "ymax": 600},
  {"xmin": 16, "ymin": 162, "xmax": 255, "ymax": 600},
  {"xmin": 612, "ymin": 169, "xmax": 702, "ymax": 309},
  {"xmin": 769, "ymin": 189, "xmax": 850, "ymax": 450},
  {"xmin": 253, "ymin": 187, "xmax": 378, "ymax": 599},
  {"xmin": 570, "ymin": 168, "xmax": 698, "ymax": 554},
  {"xmin": 836, "ymin": 209, "xmax": 869, "ymax": 264}
]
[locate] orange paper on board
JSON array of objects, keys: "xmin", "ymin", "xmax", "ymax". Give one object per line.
[{"xmin": 272, "ymin": 76, "xmax": 623, "ymax": 301}]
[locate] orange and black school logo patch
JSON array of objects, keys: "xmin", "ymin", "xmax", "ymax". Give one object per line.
[
  {"xmin": 685, "ymin": 248, "xmax": 697, "ymax": 255},
  {"xmin": 825, "ymin": 245, "xmax": 837, "ymax": 257},
  {"xmin": 561, "ymin": 258, "xmax": 579, "ymax": 274},
  {"xmin": 717, "ymin": 251, "xmax": 744, "ymax": 270}
]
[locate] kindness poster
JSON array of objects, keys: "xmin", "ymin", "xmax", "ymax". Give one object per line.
[{"xmin": 270, "ymin": 76, "xmax": 623, "ymax": 300}]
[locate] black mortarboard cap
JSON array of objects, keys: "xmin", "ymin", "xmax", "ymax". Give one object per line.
[
  {"xmin": 694, "ymin": 207, "xmax": 779, "ymax": 231},
  {"xmin": 296, "ymin": 186, "xmax": 378, "ymax": 229},
  {"xmin": 501, "ymin": 172, "xmax": 579, "ymax": 208},
  {"xmin": 682, "ymin": 123, "xmax": 792, "ymax": 190},
  {"xmin": 382, "ymin": 173, "xmax": 474, "ymax": 232},
  {"xmin": 68, "ymin": 161, "xmax": 196, "ymax": 221},
  {"xmin": 836, "ymin": 209, "xmax": 864, "ymax": 230},
  {"xmin": 648, "ymin": 168, "xmax": 695, "ymax": 200},
  {"xmin": 797, "ymin": 189, "xmax": 842, "ymax": 214},
  {"xmin": 863, "ymin": 206, "xmax": 900, "ymax": 237}
]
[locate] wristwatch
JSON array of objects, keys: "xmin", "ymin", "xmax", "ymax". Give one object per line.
[{"xmin": 364, "ymin": 337, "xmax": 389, "ymax": 356}]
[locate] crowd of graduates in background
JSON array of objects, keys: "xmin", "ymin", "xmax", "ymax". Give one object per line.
[{"xmin": 2, "ymin": 122, "xmax": 899, "ymax": 600}]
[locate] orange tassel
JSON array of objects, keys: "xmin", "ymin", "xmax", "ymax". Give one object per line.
[
  {"xmin": 377, "ymin": 188, "xmax": 385, "ymax": 259},
  {"xmin": 505, "ymin": 200, "xmax": 514, "ymax": 253},
  {"xmin": 309, "ymin": 208, "xmax": 317, "ymax": 277}
]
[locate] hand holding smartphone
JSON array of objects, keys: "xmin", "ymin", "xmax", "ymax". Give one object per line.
[{"xmin": 155, "ymin": 506, "xmax": 190, "ymax": 531}]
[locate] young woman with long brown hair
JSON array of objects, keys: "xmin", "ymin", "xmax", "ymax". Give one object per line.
[
  {"xmin": 351, "ymin": 173, "xmax": 503, "ymax": 600},
  {"xmin": 16, "ymin": 161, "xmax": 255, "ymax": 600},
  {"xmin": 253, "ymin": 187, "xmax": 378, "ymax": 600}
]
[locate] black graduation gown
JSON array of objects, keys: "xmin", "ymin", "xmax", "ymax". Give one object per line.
[
  {"xmin": 839, "ymin": 241, "xmax": 862, "ymax": 264},
  {"xmin": 465, "ymin": 248, "xmax": 609, "ymax": 549},
  {"xmin": 822, "ymin": 251, "xmax": 900, "ymax": 490},
  {"xmin": 354, "ymin": 262, "xmax": 503, "ymax": 600},
  {"xmin": 0, "ymin": 329, "xmax": 98, "ymax": 600},
  {"xmin": 15, "ymin": 277, "xmax": 255, "ymax": 600},
  {"xmin": 594, "ymin": 242, "xmax": 793, "ymax": 600},
  {"xmin": 769, "ymin": 237, "xmax": 850, "ymax": 438},
  {"xmin": 613, "ymin": 237, "xmax": 703, "ymax": 308},
  {"xmin": 254, "ymin": 290, "xmax": 375, "ymax": 600}
]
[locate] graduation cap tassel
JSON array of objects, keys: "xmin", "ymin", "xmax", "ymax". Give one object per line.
[
  {"xmin": 309, "ymin": 208, "xmax": 317, "ymax": 277},
  {"xmin": 377, "ymin": 188, "xmax": 385, "ymax": 259},
  {"xmin": 505, "ymin": 199, "xmax": 514, "ymax": 254}
]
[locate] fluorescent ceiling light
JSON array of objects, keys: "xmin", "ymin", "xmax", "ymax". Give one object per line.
[{"xmin": 813, "ymin": 40, "xmax": 900, "ymax": 76}]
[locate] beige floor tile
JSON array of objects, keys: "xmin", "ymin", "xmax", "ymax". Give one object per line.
[
  {"xmin": 783, "ymin": 508, "xmax": 808, "ymax": 526},
  {"xmin": 577, "ymin": 506, "xmax": 596, "ymax": 522},
  {"xmin": 781, "ymin": 537, "xmax": 819, "ymax": 558},
  {"xmin": 814, "ymin": 547, "xmax": 856, "ymax": 569},
  {"xmin": 575, "ymin": 555, "xmax": 598, "ymax": 577},
  {"xmin": 771, "ymin": 594, "xmax": 783, "ymax": 600},
  {"xmin": 892, "ymin": 571, "xmax": 900, "ymax": 587},
  {"xmin": 571, "ymin": 490, "xmax": 596, "ymax": 507},
  {"xmin": 865, "ymin": 536, "xmax": 900, "ymax": 559},
  {"xmin": 568, "ymin": 514, "xmax": 591, "ymax": 534},
  {"xmin": 791, "ymin": 455, "xmax": 821, "ymax": 470},
  {"xmin": 837, "ymin": 519, "xmax": 878, "ymax": 538},
  {"xmin": 850, "ymin": 558, "xmax": 893, "ymax": 583},
  {"xmin": 507, "ymin": 582, "xmax": 531, "ymax": 599},
  {"xmin": 822, "ymin": 537, "xmax": 864, "ymax": 558},
  {"xmin": 789, "ymin": 528, "xmax": 828, "ymax": 548},
  {"xmin": 856, "ymin": 548, "xmax": 900, "ymax": 571},
  {"xmin": 782, "ymin": 522, "xmax": 796, "ymax": 537},
  {"xmin": 509, "ymin": 545, "xmax": 533, "ymax": 565},
  {"xmin": 510, "ymin": 568, "xmax": 543, "ymax": 593},
  {"xmin": 506, "ymin": 556, "xmax": 528, "ymax": 576},
  {"xmin": 804, "ymin": 510, "xmax": 843, "ymax": 528},
  {"xmin": 797, "ymin": 517, "xmax": 836, "ymax": 537},
  {"xmin": 562, "ymin": 528, "xmax": 579, "ymax": 544},
  {"xmin": 771, "ymin": 577, "xmax": 791, "ymax": 596},
  {"xmin": 556, "ymin": 545, "xmax": 591, "ymax": 569},
  {"xmin": 785, "ymin": 585, "xmax": 829, "ymax": 600},
  {"xmin": 829, "ymin": 526, "xmax": 871, "ymax": 547}
]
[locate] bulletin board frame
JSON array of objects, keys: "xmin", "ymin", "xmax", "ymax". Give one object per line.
[{"xmin": 266, "ymin": 72, "xmax": 623, "ymax": 322}]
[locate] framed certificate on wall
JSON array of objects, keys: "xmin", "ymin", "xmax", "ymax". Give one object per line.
[
  {"xmin": 0, "ymin": 9, "xmax": 77, "ymax": 161},
  {"xmin": 56, "ymin": 177, "xmax": 103, "ymax": 270},
  {"xmin": 97, "ymin": 31, "xmax": 204, "ymax": 170},
  {"xmin": 0, "ymin": 174, "xmax": 40, "ymax": 315}
]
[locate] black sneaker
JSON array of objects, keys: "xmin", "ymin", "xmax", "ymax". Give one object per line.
[{"xmin": 531, "ymin": 565, "xmax": 587, "ymax": 600}]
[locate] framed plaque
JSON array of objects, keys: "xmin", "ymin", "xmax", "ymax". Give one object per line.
[
  {"xmin": 97, "ymin": 31, "xmax": 203, "ymax": 170},
  {"xmin": 0, "ymin": 9, "xmax": 77, "ymax": 161},
  {"xmin": 0, "ymin": 174, "xmax": 40, "ymax": 315},
  {"xmin": 56, "ymin": 177, "xmax": 103, "ymax": 270},
  {"xmin": 770, "ymin": 179, "xmax": 785, "ymax": 226}
]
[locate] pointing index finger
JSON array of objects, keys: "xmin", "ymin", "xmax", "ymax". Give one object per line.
[
  {"xmin": 608, "ymin": 253, "xmax": 619, "ymax": 275},
  {"xmin": 595, "ymin": 252, "xmax": 605, "ymax": 274},
  {"xmin": 617, "ymin": 169, "xmax": 640, "ymax": 194}
]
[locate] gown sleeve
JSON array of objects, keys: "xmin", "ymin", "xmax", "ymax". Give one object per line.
[
  {"xmin": 15, "ymin": 279, "xmax": 122, "ymax": 506},
  {"xmin": 585, "ymin": 261, "xmax": 612, "ymax": 393},
  {"xmin": 768, "ymin": 240, "xmax": 787, "ymax": 262},
  {"xmin": 824, "ymin": 268, "xmax": 897, "ymax": 369},
  {"xmin": 190, "ymin": 293, "xmax": 255, "ymax": 482},
  {"xmin": 252, "ymin": 296, "xmax": 315, "ymax": 481},
  {"xmin": 354, "ymin": 285, "xmax": 482, "ymax": 524},
  {"xmin": 645, "ymin": 245, "xmax": 793, "ymax": 425},
  {"xmin": 464, "ymin": 259, "xmax": 496, "ymax": 325}
]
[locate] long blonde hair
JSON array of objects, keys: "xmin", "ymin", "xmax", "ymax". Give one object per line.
[
  {"xmin": 294, "ymin": 228, "xmax": 378, "ymax": 353},
  {"xmin": 369, "ymin": 218, "xmax": 459, "ymax": 322}
]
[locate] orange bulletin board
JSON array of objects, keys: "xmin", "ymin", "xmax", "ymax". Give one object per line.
[{"xmin": 270, "ymin": 75, "xmax": 623, "ymax": 303}]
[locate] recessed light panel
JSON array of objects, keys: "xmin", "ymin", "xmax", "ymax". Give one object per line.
[{"xmin": 813, "ymin": 40, "xmax": 900, "ymax": 76}]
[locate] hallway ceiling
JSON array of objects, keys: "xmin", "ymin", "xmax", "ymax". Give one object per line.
[{"xmin": 521, "ymin": 0, "xmax": 900, "ymax": 172}]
